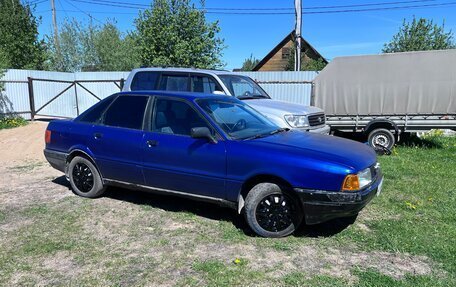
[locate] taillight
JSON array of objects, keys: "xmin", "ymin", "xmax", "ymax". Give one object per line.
[{"xmin": 45, "ymin": 130, "xmax": 52, "ymax": 144}]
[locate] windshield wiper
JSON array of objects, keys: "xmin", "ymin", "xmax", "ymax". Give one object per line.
[
  {"xmin": 242, "ymin": 133, "xmax": 269, "ymax": 141},
  {"xmin": 242, "ymin": 128, "xmax": 289, "ymax": 141},
  {"xmin": 238, "ymin": 94, "xmax": 266, "ymax": 100},
  {"xmin": 269, "ymin": 128, "xmax": 290, "ymax": 135}
]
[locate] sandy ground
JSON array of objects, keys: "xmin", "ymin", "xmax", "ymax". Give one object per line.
[
  {"xmin": 0, "ymin": 122, "xmax": 440, "ymax": 286},
  {"xmin": 0, "ymin": 121, "xmax": 47, "ymax": 164}
]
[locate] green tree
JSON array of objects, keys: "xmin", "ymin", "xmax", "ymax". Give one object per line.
[
  {"xmin": 383, "ymin": 17, "xmax": 456, "ymax": 53},
  {"xmin": 135, "ymin": 0, "xmax": 225, "ymax": 69},
  {"xmin": 46, "ymin": 19, "xmax": 84, "ymax": 72},
  {"xmin": 93, "ymin": 22, "xmax": 140, "ymax": 71},
  {"xmin": 46, "ymin": 19, "xmax": 139, "ymax": 72},
  {"xmin": 0, "ymin": 0, "xmax": 46, "ymax": 69},
  {"xmin": 240, "ymin": 54, "xmax": 259, "ymax": 71}
]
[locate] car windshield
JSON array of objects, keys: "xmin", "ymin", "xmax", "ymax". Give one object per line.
[
  {"xmin": 197, "ymin": 98, "xmax": 280, "ymax": 140},
  {"xmin": 218, "ymin": 75, "xmax": 270, "ymax": 99}
]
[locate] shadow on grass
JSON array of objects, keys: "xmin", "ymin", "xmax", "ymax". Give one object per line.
[
  {"xmin": 398, "ymin": 134, "xmax": 444, "ymax": 149},
  {"xmin": 52, "ymin": 175, "xmax": 352, "ymax": 238}
]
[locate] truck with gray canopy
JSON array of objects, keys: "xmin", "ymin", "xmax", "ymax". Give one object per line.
[{"xmin": 312, "ymin": 49, "xmax": 456, "ymax": 151}]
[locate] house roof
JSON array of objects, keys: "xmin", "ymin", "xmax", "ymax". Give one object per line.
[{"xmin": 253, "ymin": 31, "xmax": 327, "ymax": 71}]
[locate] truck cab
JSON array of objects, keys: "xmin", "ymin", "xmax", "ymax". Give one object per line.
[{"xmin": 123, "ymin": 68, "xmax": 330, "ymax": 134}]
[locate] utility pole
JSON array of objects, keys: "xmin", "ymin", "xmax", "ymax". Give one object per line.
[
  {"xmin": 294, "ymin": 0, "xmax": 302, "ymax": 71},
  {"xmin": 50, "ymin": 0, "xmax": 60, "ymax": 54}
]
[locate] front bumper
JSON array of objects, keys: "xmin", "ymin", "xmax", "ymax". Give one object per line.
[
  {"xmin": 294, "ymin": 174, "xmax": 383, "ymax": 225},
  {"xmin": 296, "ymin": 124, "xmax": 331, "ymax": 135}
]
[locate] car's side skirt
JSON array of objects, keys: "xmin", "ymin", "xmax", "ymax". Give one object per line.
[{"xmin": 104, "ymin": 179, "xmax": 237, "ymax": 209}]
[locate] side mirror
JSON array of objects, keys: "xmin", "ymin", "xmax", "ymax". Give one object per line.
[
  {"xmin": 191, "ymin": 127, "xmax": 218, "ymax": 143},
  {"xmin": 212, "ymin": 90, "xmax": 226, "ymax": 95}
]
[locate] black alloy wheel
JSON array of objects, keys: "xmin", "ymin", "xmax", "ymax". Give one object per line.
[
  {"xmin": 72, "ymin": 162, "xmax": 94, "ymax": 193},
  {"xmin": 255, "ymin": 193, "xmax": 294, "ymax": 233}
]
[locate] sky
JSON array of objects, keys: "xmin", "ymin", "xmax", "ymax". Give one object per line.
[{"xmin": 30, "ymin": 0, "xmax": 456, "ymax": 70}]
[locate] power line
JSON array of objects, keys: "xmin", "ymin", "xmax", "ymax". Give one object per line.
[
  {"xmin": 206, "ymin": 1, "xmax": 456, "ymax": 15},
  {"xmin": 34, "ymin": 0, "xmax": 456, "ymax": 16},
  {"xmin": 64, "ymin": 0, "xmax": 104, "ymax": 24},
  {"xmin": 57, "ymin": 0, "xmax": 71, "ymax": 20},
  {"xmin": 56, "ymin": 9, "xmax": 137, "ymax": 14},
  {"xmin": 27, "ymin": 0, "xmax": 48, "ymax": 5},
  {"xmin": 70, "ymin": 0, "xmax": 440, "ymax": 10}
]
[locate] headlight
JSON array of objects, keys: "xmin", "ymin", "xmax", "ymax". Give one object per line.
[
  {"xmin": 284, "ymin": 115, "xmax": 309, "ymax": 128},
  {"xmin": 342, "ymin": 168, "xmax": 372, "ymax": 191}
]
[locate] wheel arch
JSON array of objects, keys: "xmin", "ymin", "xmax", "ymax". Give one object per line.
[
  {"xmin": 364, "ymin": 119, "xmax": 399, "ymax": 135},
  {"xmin": 66, "ymin": 149, "xmax": 103, "ymax": 180},
  {"xmin": 237, "ymin": 174, "xmax": 297, "ymax": 214}
]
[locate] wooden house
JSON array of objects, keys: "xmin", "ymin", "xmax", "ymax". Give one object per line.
[{"xmin": 253, "ymin": 31, "xmax": 327, "ymax": 71}]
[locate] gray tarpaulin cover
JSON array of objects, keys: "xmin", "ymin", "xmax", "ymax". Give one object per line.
[{"xmin": 313, "ymin": 49, "xmax": 456, "ymax": 115}]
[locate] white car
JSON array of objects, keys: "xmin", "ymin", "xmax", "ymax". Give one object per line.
[{"xmin": 123, "ymin": 68, "xmax": 330, "ymax": 134}]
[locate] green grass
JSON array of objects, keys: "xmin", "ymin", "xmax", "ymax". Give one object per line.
[
  {"xmin": 337, "ymin": 136, "xmax": 456, "ymax": 274},
  {"xmin": 0, "ymin": 115, "xmax": 27, "ymax": 130}
]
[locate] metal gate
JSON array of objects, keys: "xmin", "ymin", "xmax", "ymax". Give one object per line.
[{"xmin": 0, "ymin": 77, "xmax": 124, "ymax": 120}]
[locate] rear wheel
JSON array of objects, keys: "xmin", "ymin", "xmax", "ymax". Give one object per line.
[
  {"xmin": 244, "ymin": 183, "xmax": 303, "ymax": 238},
  {"xmin": 68, "ymin": 156, "xmax": 105, "ymax": 198},
  {"xmin": 368, "ymin": 128, "xmax": 395, "ymax": 151}
]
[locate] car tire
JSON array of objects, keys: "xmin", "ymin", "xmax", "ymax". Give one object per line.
[
  {"xmin": 68, "ymin": 156, "xmax": 105, "ymax": 198},
  {"xmin": 244, "ymin": 183, "xmax": 303, "ymax": 238},
  {"xmin": 368, "ymin": 128, "xmax": 395, "ymax": 151}
]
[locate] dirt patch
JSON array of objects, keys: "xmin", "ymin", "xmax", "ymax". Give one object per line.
[
  {"xmin": 0, "ymin": 121, "xmax": 47, "ymax": 164},
  {"xmin": 188, "ymin": 243, "xmax": 432, "ymax": 280}
]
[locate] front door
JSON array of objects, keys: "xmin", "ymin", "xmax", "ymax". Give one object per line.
[{"xmin": 142, "ymin": 97, "xmax": 227, "ymax": 199}]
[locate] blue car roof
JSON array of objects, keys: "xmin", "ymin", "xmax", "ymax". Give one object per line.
[{"xmin": 117, "ymin": 90, "xmax": 234, "ymax": 101}]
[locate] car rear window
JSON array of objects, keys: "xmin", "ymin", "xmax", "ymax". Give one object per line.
[
  {"xmin": 77, "ymin": 96, "xmax": 115, "ymax": 123},
  {"xmin": 103, "ymin": 96, "xmax": 148, "ymax": 129},
  {"xmin": 131, "ymin": 72, "xmax": 159, "ymax": 91}
]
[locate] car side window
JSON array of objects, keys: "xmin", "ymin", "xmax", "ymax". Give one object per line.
[
  {"xmin": 103, "ymin": 96, "xmax": 148, "ymax": 130},
  {"xmin": 130, "ymin": 72, "xmax": 160, "ymax": 91},
  {"xmin": 152, "ymin": 98, "xmax": 210, "ymax": 136},
  {"xmin": 158, "ymin": 74, "xmax": 189, "ymax": 91},
  {"xmin": 191, "ymin": 75, "xmax": 222, "ymax": 93},
  {"xmin": 77, "ymin": 96, "xmax": 115, "ymax": 123}
]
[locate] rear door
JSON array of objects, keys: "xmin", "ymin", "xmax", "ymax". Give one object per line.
[
  {"xmin": 157, "ymin": 73, "xmax": 190, "ymax": 92},
  {"xmin": 90, "ymin": 95, "xmax": 149, "ymax": 184},
  {"xmin": 142, "ymin": 96, "xmax": 227, "ymax": 198}
]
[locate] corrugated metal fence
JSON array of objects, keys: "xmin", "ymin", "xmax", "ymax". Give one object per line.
[{"xmin": 0, "ymin": 69, "xmax": 317, "ymax": 119}]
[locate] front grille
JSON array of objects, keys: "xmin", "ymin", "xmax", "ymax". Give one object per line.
[{"xmin": 308, "ymin": 113, "xmax": 326, "ymax": 126}]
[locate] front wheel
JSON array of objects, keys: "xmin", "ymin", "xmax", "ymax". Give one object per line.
[
  {"xmin": 68, "ymin": 156, "xmax": 105, "ymax": 198},
  {"xmin": 244, "ymin": 183, "xmax": 303, "ymax": 238}
]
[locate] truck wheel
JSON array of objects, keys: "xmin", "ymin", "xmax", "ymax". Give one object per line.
[
  {"xmin": 368, "ymin": 128, "xmax": 395, "ymax": 150},
  {"xmin": 68, "ymin": 156, "xmax": 105, "ymax": 198},
  {"xmin": 244, "ymin": 183, "xmax": 303, "ymax": 238}
]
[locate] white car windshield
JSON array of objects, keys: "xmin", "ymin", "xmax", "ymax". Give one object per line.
[
  {"xmin": 218, "ymin": 75, "xmax": 270, "ymax": 99},
  {"xmin": 197, "ymin": 98, "xmax": 282, "ymax": 140}
]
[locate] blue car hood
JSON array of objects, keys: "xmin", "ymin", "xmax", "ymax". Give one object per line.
[{"xmin": 251, "ymin": 131, "xmax": 377, "ymax": 172}]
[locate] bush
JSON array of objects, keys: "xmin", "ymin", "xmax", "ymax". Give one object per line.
[{"xmin": 0, "ymin": 115, "xmax": 27, "ymax": 129}]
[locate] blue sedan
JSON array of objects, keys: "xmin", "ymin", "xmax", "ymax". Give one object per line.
[{"xmin": 44, "ymin": 91, "xmax": 383, "ymax": 238}]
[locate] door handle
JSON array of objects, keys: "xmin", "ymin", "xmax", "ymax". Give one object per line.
[
  {"xmin": 147, "ymin": 140, "xmax": 159, "ymax": 147},
  {"xmin": 93, "ymin": 133, "xmax": 103, "ymax": 139}
]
